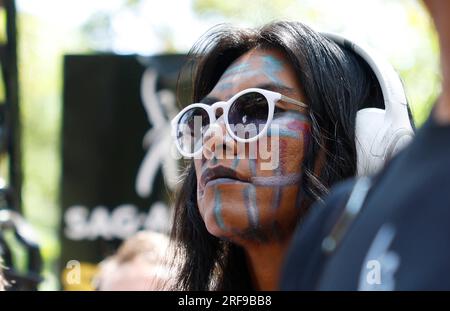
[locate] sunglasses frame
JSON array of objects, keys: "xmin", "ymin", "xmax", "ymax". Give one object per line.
[{"xmin": 171, "ymin": 87, "xmax": 307, "ymax": 158}]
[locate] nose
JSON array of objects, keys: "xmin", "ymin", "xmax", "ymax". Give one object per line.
[
  {"xmin": 210, "ymin": 101, "xmax": 227, "ymax": 121},
  {"xmin": 202, "ymin": 114, "xmax": 236, "ymax": 161}
]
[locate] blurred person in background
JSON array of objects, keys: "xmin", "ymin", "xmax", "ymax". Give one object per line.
[
  {"xmin": 281, "ymin": 0, "xmax": 450, "ymax": 291},
  {"xmin": 169, "ymin": 20, "xmax": 413, "ymax": 290},
  {"xmin": 94, "ymin": 231, "xmax": 174, "ymax": 291}
]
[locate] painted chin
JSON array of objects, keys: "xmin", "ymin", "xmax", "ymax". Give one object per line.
[
  {"xmin": 203, "ymin": 207, "xmax": 227, "ymax": 237},
  {"xmin": 198, "ymin": 178, "xmax": 249, "ymax": 199},
  {"xmin": 198, "ymin": 181, "xmax": 252, "ymax": 238}
]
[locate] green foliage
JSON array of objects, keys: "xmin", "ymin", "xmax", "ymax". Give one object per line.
[
  {"xmin": 18, "ymin": 11, "xmax": 88, "ymax": 290},
  {"xmin": 194, "ymin": 0, "xmax": 297, "ymax": 24},
  {"xmin": 398, "ymin": 1, "xmax": 441, "ymax": 125},
  {"xmin": 192, "ymin": 0, "xmax": 441, "ymax": 126}
]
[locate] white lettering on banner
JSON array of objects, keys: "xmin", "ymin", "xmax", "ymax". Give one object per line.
[
  {"xmin": 88, "ymin": 207, "xmax": 112, "ymax": 240},
  {"xmin": 135, "ymin": 68, "xmax": 179, "ymax": 198},
  {"xmin": 64, "ymin": 202, "xmax": 171, "ymax": 241},
  {"xmin": 64, "ymin": 205, "xmax": 89, "ymax": 240},
  {"xmin": 110, "ymin": 204, "xmax": 141, "ymax": 239}
]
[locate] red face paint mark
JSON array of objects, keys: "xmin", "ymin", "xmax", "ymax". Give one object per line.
[{"xmin": 287, "ymin": 120, "xmax": 310, "ymax": 132}]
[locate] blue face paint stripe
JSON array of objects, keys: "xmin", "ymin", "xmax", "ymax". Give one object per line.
[
  {"xmin": 261, "ymin": 55, "xmax": 283, "ymax": 69},
  {"xmin": 218, "ymin": 55, "xmax": 285, "ymax": 88},
  {"xmin": 232, "ymin": 157, "xmax": 240, "ymax": 170},
  {"xmin": 271, "ymin": 165, "xmax": 282, "ymax": 210},
  {"xmin": 214, "ymin": 188, "xmax": 227, "ymax": 231},
  {"xmin": 267, "ymin": 128, "xmax": 300, "ymax": 139},
  {"xmin": 260, "ymin": 55, "xmax": 283, "ymax": 85},
  {"xmin": 201, "ymin": 162, "xmax": 209, "ymax": 175},
  {"xmin": 215, "ymin": 82, "xmax": 234, "ymax": 92},
  {"xmin": 271, "ymin": 186, "xmax": 282, "ymax": 210},
  {"xmin": 243, "ymin": 186, "xmax": 258, "ymax": 228},
  {"xmin": 263, "ymin": 74, "xmax": 283, "ymax": 85},
  {"xmin": 219, "ymin": 70, "xmax": 262, "ymax": 83},
  {"xmin": 221, "ymin": 63, "xmax": 252, "ymax": 78},
  {"xmin": 211, "ymin": 155, "xmax": 218, "ymax": 165},
  {"xmin": 249, "ymin": 159, "xmax": 257, "ymax": 176}
]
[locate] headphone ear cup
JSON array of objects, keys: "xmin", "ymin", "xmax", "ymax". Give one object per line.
[
  {"xmin": 387, "ymin": 131, "xmax": 414, "ymax": 156},
  {"xmin": 355, "ymin": 108, "xmax": 386, "ymax": 176},
  {"xmin": 355, "ymin": 108, "xmax": 414, "ymax": 176},
  {"xmin": 321, "ymin": 32, "xmax": 415, "ymax": 175}
]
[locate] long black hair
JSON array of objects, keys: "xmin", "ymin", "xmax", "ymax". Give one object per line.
[{"xmin": 170, "ymin": 21, "xmax": 384, "ymax": 290}]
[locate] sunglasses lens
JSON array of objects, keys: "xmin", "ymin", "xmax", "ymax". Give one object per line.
[
  {"xmin": 177, "ymin": 107, "xmax": 209, "ymax": 154},
  {"xmin": 228, "ymin": 92, "xmax": 269, "ymax": 139}
]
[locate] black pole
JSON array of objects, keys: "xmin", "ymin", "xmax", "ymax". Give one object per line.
[
  {"xmin": 3, "ymin": 0, "xmax": 22, "ymax": 212},
  {"xmin": 0, "ymin": 1, "xmax": 42, "ymax": 291}
]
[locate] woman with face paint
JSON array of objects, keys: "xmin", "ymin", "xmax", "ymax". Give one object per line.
[{"xmin": 170, "ymin": 21, "xmax": 385, "ymax": 290}]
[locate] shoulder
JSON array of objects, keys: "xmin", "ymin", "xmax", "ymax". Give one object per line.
[{"xmin": 281, "ymin": 178, "xmax": 357, "ymax": 290}]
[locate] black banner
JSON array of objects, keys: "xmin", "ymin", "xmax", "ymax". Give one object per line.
[{"xmin": 60, "ymin": 54, "xmax": 188, "ymax": 290}]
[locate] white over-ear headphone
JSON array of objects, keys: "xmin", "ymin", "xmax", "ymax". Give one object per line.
[{"xmin": 322, "ymin": 32, "xmax": 414, "ymax": 176}]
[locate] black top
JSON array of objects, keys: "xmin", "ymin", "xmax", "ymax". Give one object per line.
[{"xmin": 281, "ymin": 115, "xmax": 450, "ymax": 290}]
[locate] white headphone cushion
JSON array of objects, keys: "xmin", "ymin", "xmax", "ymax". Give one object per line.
[
  {"xmin": 355, "ymin": 108, "xmax": 386, "ymax": 176},
  {"xmin": 355, "ymin": 108, "xmax": 413, "ymax": 176}
]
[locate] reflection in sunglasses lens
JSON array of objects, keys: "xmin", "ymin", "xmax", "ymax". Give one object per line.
[
  {"xmin": 228, "ymin": 92, "xmax": 269, "ymax": 139},
  {"xmin": 177, "ymin": 107, "xmax": 209, "ymax": 154}
]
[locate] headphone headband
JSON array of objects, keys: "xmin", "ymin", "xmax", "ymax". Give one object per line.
[
  {"xmin": 321, "ymin": 32, "xmax": 414, "ymax": 175},
  {"xmin": 321, "ymin": 32, "xmax": 409, "ymax": 122}
]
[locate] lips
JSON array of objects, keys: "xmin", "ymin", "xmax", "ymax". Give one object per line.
[{"xmin": 200, "ymin": 165, "xmax": 249, "ymax": 189}]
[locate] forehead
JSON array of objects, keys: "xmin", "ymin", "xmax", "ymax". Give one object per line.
[{"xmin": 209, "ymin": 48, "xmax": 301, "ymax": 99}]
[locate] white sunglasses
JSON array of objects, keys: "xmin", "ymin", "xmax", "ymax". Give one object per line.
[{"xmin": 171, "ymin": 88, "xmax": 307, "ymax": 157}]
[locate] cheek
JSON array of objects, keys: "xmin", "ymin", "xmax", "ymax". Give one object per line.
[
  {"xmin": 253, "ymin": 118, "xmax": 310, "ymax": 177},
  {"xmin": 277, "ymin": 120, "xmax": 311, "ymax": 173}
]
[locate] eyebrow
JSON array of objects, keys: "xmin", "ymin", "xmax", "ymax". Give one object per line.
[{"xmin": 253, "ymin": 83, "xmax": 297, "ymax": 96}]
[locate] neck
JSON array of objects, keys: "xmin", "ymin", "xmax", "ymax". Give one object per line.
[
  {"xmin": 427, "ymin": 1, "xmax": 450, "ymax": 124},
  {"xmin": 244, "ymin": 238, "xmax": 292, "ymax": 290}
]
